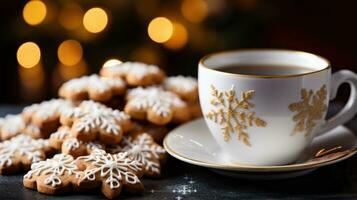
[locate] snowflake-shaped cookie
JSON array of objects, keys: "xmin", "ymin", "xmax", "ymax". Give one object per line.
[
  {"xmin": 0, "ymin": 114, "xmax": 26, "ymax": 140},
  {"xmin": 76, "ymin": 149, "xmax": 144, "ymax": 199},
  {"xmin": 125, "ymin": 87, "xmax": 190, "ymax": 125},
  {"xmin": 59, "ymin": 74, "xmax": 126, "ymax": 102},
  {"xmin": 100, "ymin": 61, "xmax": 165, "ymax": 86},
  {"xmin": 109, "ymin": 133, "xmax": 166, "ymax": 177},
  {"xmin": 60, "ymin": 101, "xmax": 131, "ymax": 144},
  {"xmin": 163, "ymin": 76, "xmax": 198, "ymax": 102},
  {"xmin": 0, "ymin": 135, "xmax": 49, "ymax": 174},
  {"xmin": 22, "ymin": 99, "xmax": 75, "ymax": 138},
  {"xmin": 49, "ymin": 126, "xmax": 104, "ymax": 157},
  {"xmin": 23, "ymin": 153, "xmax": 81, "ymax": 194}
]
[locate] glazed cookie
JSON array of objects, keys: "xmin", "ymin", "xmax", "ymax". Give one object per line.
[
  {"xmin": 189, "ymin": 101, "xmax": 202, "ymax": 119},
  {"xmin": 129, "ymin": 121, "xmax": 169, "ymax": 144},
  {"xmin": 22, "ymin": 99, "xmax": 75, "ymax": 139},
  {"xmin": 0, "ymin": 135, "xmax": 50, "ymax": 174},
  {"xmin": 49, "ymin": 126, "xmax": 104, "ymax": 157},
  {"xmin": 100, "ymin": 62, "xmax": 165, "ymax": 86},
  {"xmin": 125, "ymin": 87, "xmax": 190, "ymax": 125},
  {"xmin": 0, "ymin": 114, "xmax": 26, "ymax": 140},
  {"xmin": 23, "ymin": 153, "xmax": 81, "ymax": 194},
  {"xmin": 163, "ymin": 76, "xmax": 198, "ymax": 102},
  {"xmin": 107, "ymin": 133, "xmax": 166, "ymax": 177},
  {"xmin": 60, "ymin": 101, "xmax": 131, "ymax": 144},
  {"xmin": 76, "ymin": 149, "xmax": 144, "ymax": 199},
  {"xmin": 59, "ymin": 74, "xmax": 126, "ymax": 102}
]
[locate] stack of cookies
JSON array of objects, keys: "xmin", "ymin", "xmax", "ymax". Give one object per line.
[{"xmin": 0, "ymin": 61, "xmax": 200, "ymax": 199}]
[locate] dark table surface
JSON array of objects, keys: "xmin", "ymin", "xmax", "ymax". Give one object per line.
[{"xmin": 0, "ymin": 105, "xmax": 357, "ymax": 200}]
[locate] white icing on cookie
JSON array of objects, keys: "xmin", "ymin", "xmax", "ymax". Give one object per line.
[
  {"xmin": 119, "ymin": 133, "xmax": 166, "ymax": 174},
  {"xmin": 0, "ymin": 135, "xmax": 48, "ymax": 167},
  {"xmin": 86, "ymin": 142, "xmax": 103, "ymax": 152},
  {"xmin": 60, "ymin": 75, "xmax": 125, "ymax": 96},
  {"xmin": 23, "ymin": 99, "xmax": 74, "ymax": 121},
  {"xmin": 127, "ymin": 87, "xmax": 186, "ymax": 117},
  {"xmin": 68, "ymin": 101, "xmax": 130, "ymax": 135},
  {"xmin": 164, "ymin": 76, "xmax": 198, "ymax": 92},
  {"xmin": 60, "ymin": 77, "xmax": 88, "ymax": 93},
  {"xmin": 50, "ymin": 128, "xmax": 71, "ymax": 140},
  {"xmin": 79, "ymin": 149, "xmax": 142, "ymax": 189},
  {"xmin": 63, "ymin": 138, "xmax": 81, "ymax": 150},
  {"xmin": 25, "ymin": 124, "xmax": 41, "ymax": 136},
  {"xmin": 0, "ymin": 114, "xmax": 25, "ymax": 138},
  {"xmin": 105, "ymin": 62, "xmax": 161, "ymax": 79},
  {"xmin": 24, "ymin": 154, "xmax": 81, "ymax": 187}
]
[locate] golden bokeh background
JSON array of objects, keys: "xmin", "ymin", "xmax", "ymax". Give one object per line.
[{"xmin": 0, "ymin": 0, "xmax": 356, "ymax": 102}]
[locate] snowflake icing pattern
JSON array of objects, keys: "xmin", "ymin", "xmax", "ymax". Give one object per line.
[
  {"xmin": 289, "ymin": 84, "xmax": 327, "ymax": 136},
  {"xmin": 126, "ymin": 87, "xmax": 186, "ymax": 117},
  {"xmin": 62, "ymin": 101, "xmax": 130, "ymax": 136},
  {"xmin": 119, "ymin": 133, "xmax": 166, "ymax": 176},
  {"xmin": 0, "ymin": 135, "xmax": 48, "ymax": 168},
  {"xmin": 24, "ymin": 154, "xmax": 81, "ymax": 187},
  {"xmin": 205, "ymin": 85, "xmax": 267, "ymax": 146},
  {"xmin": 78, "ymin": 149, "xmax": 143, "ymax": 190}
]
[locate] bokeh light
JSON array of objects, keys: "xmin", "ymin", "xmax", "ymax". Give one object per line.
[
  {"xmin": 58, "ymin": 60, "xmax": 88, "ymax": 81},
  {"xmin": 23, "ymin": 0, "xmax": 47, "ymax": 26},
  {"xmin": 83, "ymin": 7, "xmax": 108, "ymax": 33},
  {"xmin": 58, "ymin": 3, "xmax": 84, "ymax": 31},
  {"xmin": 164, "ymin": 22, "xmax": 188, "ymax": 50},
  {"xmin": 181, "ymin": 0, "xmax": 208, "ymax": 23},
  {"xmin": 18, "ymin": 63, "xmax": 45, "ymax": 101},
  {"xmin": 57, "ymin": 40, "xmax": 83, "ymax": 66},
  {"xmin": 131, "ymin": 46, "xmax": 161, "ymax": 65},
  {"xmin": 148, "ymin": 17, "xmax": 173, "ymax": 43},
  {"xmin": 103, "ymin": 59, "xmax": 122, "ymax": 68},
  {"xmin": 17, "ymin": 42, "xmax": 41, "ymax": 69}
]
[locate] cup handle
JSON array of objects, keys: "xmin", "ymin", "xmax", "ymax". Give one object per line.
[{"xmin": 316, "ymin": 70, "xmax": 357, "ymax": 136}]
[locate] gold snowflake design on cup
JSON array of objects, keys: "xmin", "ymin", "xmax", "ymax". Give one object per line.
[
  {"xmin": 205, "ymin": 85, "xmax": 267, "ymax": 146},
  {"xmin": 289, "ymin": 84, "xmax": 327, "ymax": 137}
]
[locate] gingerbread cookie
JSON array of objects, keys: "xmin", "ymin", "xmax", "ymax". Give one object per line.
[
  {"xmin": 0, "ymin": 135, "xmax": 50, "ymax": 174},
  {"xmin": 107, "ymin": 133, "xmax": 166, "ymax": 177},
  {"xmin": 125, "ymin": 87, "xmax": 190, "ymax": 125},
  {"xmin": 76, "ymin": 149, "xmax": 144, "ymax": 199},
  {"xmin": 49, "ymin": 126, "xmax": 104, "ymax": 157},
  {"xmin": 22, "ymin": 99, "xmax": 75, "ymax": 139},
  {"xmin": 60, "ymin": 101, "xmax": 131, "ymax": 144},
  {"xmin": 23, "ymin": 153, "xmax": 81, "ymax": 194},
  {"xmin": 128, "ymin": 121, "xmax": 170, "ymax": 143},
  {"xmin": 100, "ymin": 62, "xmax": 165, "ymax": 86},
  {"xmin": 163, "ymin": 76, "xmax": 198, "ymax": 102},
  {"xmin": 0, "ymin": 114, "xmax": 26, "ymax": 140},
  {"xmin": 59, "ymin": 74, "xmax": 126, "ymax": 102}
]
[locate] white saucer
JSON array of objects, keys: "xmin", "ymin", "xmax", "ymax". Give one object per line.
[{"xmin": 164, "ymin": 118, "xmax": 357, "ymax": 179}]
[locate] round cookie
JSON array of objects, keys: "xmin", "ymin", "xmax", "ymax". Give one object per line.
[
  {"xmin": 59, "ymin": 74, "xmax": 126, "ymax": 102},
  {"xmin": 125, "ymin": 87, "xmax": 190, "ymax": 125},
  {"xmin": 60, "ymin": 100, "xmax": 132, "ymax": 144},
  {"xmin": 100, "ymin": 62, "xmax": 165, "ymax": 86}
]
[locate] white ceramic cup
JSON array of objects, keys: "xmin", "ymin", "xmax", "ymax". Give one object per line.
[{"xmin": 198, "ymin": 49, "xmax": 357, "ymax": 166}]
